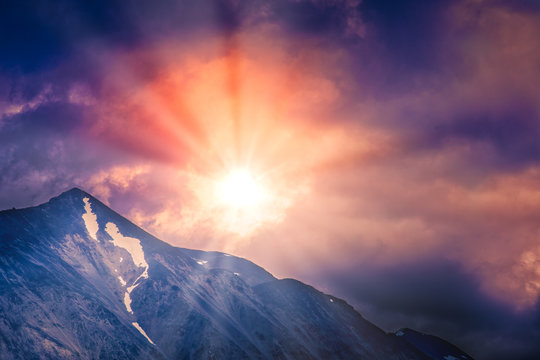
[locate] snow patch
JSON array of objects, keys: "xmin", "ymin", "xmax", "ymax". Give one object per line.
[
  {"xmin": 118, "ymin": 276, "xmax": 126, "ymax": 286},
  {"xmin": 82, "ymin": 198, "xmax": 99, "ymax": 241},
  {"xmin": 223, "ymin": 254, "xmax": 231, "ymax": 257},
  {"xmin": 105, "ymin": 222, "xmax": 148, "ymax": 268},
  {"xmin": 105, "ymin": 222, "xmax": 149, "ymax": 314},
  {"xmin": 120, "ymin": 257, "xmax": 123, "ymax": 263},
  {"xmin": 132, "ymin": 322, "xmax": 155, "ymax": 345},
  {"xmin": 234, "ymin": 272, "xmax": 240, "ymax": 276},
  {"xmin": 330, "ymin": 298, "xmax": 334, "ymax": 303},
  {"xmin": 124, "ymin": 293, "xmax": 133, "ymax": 313},
  {"xmin": 122, "ymin": 267, "xmax": 149, "ymax": 313},
  {"xmin": 196, "ymin": 259, "xmax": 208, "ymax": 265},
  {"xmin": 395, "ymin": 331, "xmax": 404, "ymax": 337}
]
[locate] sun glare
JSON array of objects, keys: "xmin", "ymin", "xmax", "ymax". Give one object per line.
[{"xmin": 216, "ymin": 169, "xmax": 266, "ymax": 209}]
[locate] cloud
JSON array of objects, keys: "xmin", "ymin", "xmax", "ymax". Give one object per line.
[{"xmin": 306, "ymin": 258, "xmax": 540, "ymax": 360}]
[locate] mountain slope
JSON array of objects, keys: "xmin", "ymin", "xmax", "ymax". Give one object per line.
[
  {"xmin": 393, "ymin": 329, "xmax": 473, "ymax": 360},
  {"xmin": 0, "ymin": 188, "xmax": 472, "ymax": 359}
]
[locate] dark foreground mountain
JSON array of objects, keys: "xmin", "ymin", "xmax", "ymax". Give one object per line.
[{"xmin": 0, "ymin": 188, "xmax": 473, "ymax": 360}]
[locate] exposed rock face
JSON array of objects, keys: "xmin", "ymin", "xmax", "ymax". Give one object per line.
[{"xmin": 0, "ymin": 188, "xmax": 473, "ymax": 359}]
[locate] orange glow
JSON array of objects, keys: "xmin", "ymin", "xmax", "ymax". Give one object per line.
[{"xmin": 87, "ymin": 34, "xmax": 352, "ymax": 238}]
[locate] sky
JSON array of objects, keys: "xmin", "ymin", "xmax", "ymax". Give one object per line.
[{"xmin": 1, "ymin": 0, "xmax": 540, "ymax": 358}]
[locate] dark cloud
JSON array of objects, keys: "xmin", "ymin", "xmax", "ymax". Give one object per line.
[
  {"xmin": 359, "ymin": 0, "xmax": 453, "ymax": 70},
  {"xmin": 493, "ymin": 0, "xmax": 540, "ymax": 13},
  {"xmin": 268, "ymin": 0, "xmax": 351, "ymax": 35},
  {"xmin": 0, "ymin": 0, "xmax": 246, "ymax": 73},
  {"xmin": 429, "ymin": 101, "xmax": 540, "ymax": 168},
  {"xmin": 308, "ymin": 258, "xmax": 540, "ymax": 360},
  {"xmin": 0, "ymin": 0, "xmax": 138, "ymax": 73},
  {"xmin": 5, "ymin": 102, "xmax": 90, "ymax": 133},
  {"xmin": 0, "ymin": 100, "xmax": 130, "ymax": 208},
  {"xmin": 0, "ymin": 1, "xmax": 67, "ymax": 72}
]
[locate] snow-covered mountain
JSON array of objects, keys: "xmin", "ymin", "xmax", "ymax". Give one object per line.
[{"xmin": 0, "ymin": 188, "xmax": 473, "ymax": 359}]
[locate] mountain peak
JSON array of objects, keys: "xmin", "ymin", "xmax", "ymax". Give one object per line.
[
  {"xmin": 45, "ymin": 187, "xmax": 101, "ymax": 210},
  {"xmin": 54, "ymin": 186, "xmax": 92, "ymax": 200},
  {"xmin": 0, "ymin": 187, "xmax": 95, "ymax": 215}
]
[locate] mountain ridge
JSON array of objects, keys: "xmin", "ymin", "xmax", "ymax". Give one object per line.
[{"xmin": 0, "ymin": 187, "xmax": 473, "ymax": 359}]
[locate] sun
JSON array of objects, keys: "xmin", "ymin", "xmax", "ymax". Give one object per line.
[
  {"xmin": 184, "ymin": 164, "xmax": 300, "ymax": 237},
  {"xmin": 216, "ymin": 169, "xmax": 266, "ymax": 209}
]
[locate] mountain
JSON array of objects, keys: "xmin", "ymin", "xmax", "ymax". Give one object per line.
[
  {"xmin": 0, "ymin": 188, "xmax": 473, "ymax": 359},
  {"xmin": 394, "ymin": 329, "xmax": 473, "ymax": 360}
]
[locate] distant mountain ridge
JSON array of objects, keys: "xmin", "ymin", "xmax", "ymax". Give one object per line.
[{"xmin": 0, "ymin": 188, "xmax": 473, "ymax": 359}]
